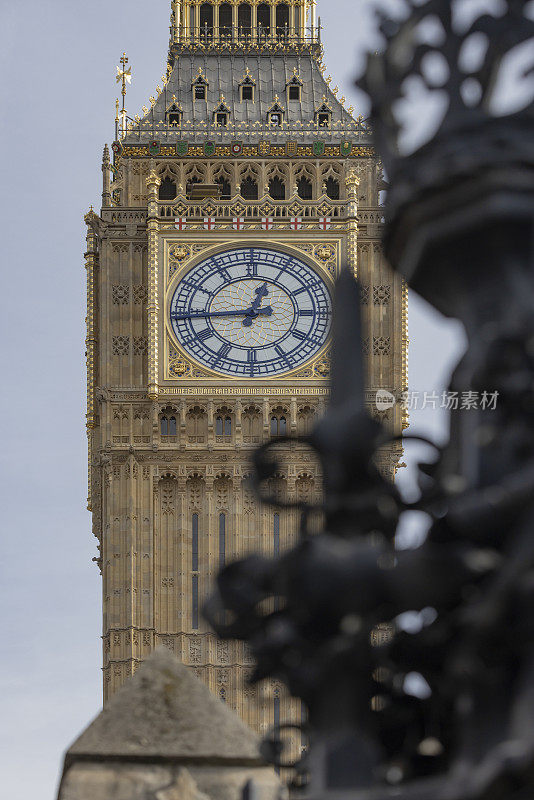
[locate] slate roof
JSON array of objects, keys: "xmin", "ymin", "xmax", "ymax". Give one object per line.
[{"xmin": 124, "ymin": 52, "xmax": 371, "ymax": 144}]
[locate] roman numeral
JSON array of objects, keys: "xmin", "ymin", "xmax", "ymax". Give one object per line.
[
  {"xmin": 298, "ymin": 310, "xmax": 314, "ymax": 317},
  {"xmin": 217, "ymin": 343, "xmax": 231, "ymax": 360},
  {"xmin": 197, "ymin": 329, "xmax": 212, "ymax": 341},
  {"xmin": 293, "ymin": 330, "xmax": 307, "ymax": 340},
  {"xmin": 275, "ymin": 345, "xmax": 292, "ymax": 365},
  {"xmin": 248, "ymin": 350, "xmax": 257, "ymax": 363}
]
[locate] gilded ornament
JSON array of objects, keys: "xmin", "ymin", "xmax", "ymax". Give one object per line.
[
  {"xmin": 169, "ymin": 244, "xmax": 191, "ymax": 263},
  {"xmin": 315, "ymin": 244, "xmax": 336, "ymax": 263},
  {"xmin": 314, "ymin": 357, "xmax": 331, "ymax": 378},
  {"xmin": 169, "ymin": 357, "xmax": 191, "ymax": 378}
]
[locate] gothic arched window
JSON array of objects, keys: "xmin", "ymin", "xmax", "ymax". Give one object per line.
[
  {"xmin": 159, "ymin": 176, "xmax": 177, "ymax": 201},
  {"xmin": 276, "ymin": 3, "xmax": 290, "ymax": 35},
  {"xmin": 242, "ymin": 176, "xmax": 258, "ymax": 199},
  {"xmin": 216, "ymin": 409, "xmax": 233, "ymax": 440},
  {"xmin": 274, "ymin": 513, "xmax": 280, "ymax": 557},
  {"xmin": 238, "ymin": 3, "xmax": 252, "ymax": 35},
  {"xmin": 269, "ymin": 176, "xmax": 286, "ymax": 200},
  {"xmin": 215, "ymin": 175, "xmax": 232, "ymax": 199},
  {"xmin": 200, "ymin": 2, "xmax": 214, "ymax": 36},
  {"xmin": 325, "ymin": 176, "xmax": 340, "ymax": 200},
  {"xmin": 242, "ymin": 405, "xmax": 262, "ymax": 442},
  {"xmin": 274, "ymin": 690, "xmax": 281, "ymax": 728},
  {"xmin": 160, "ymin": 409, "xmax": 178, "ymax": 438},
  {"xmin": 187, "ymin": 406, "xmax": 207, "ymax": 443},
  {"xmin": 270, "ymin": 412, "xmax": 287, "ymax": 436},
  {"xmin": 257, "ymin": 3, "xmax": 271, "ymax": 36},
  {"xmin": 219, "ymin": 513, "xmax": 226, "ymax": 568},
  {"xmin": 192, "ymin": 513, "xmax": 199, "ymax": 572},
  {"xmin": 192, "ymin": 574, "xmax": 199, "ymax": 630},
  {"xmin": 219, "ymin": 2, "xmax": 232, "ymax": 35},
  {"xmin": 297, "ymin": 176, "xmax": 313, "ymax": 200},
  {"xmin": 297, "ymin": 406, "xmax": 316, "ymax": 436}
]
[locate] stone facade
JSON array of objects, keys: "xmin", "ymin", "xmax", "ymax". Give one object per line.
[{"xmin": 84, "ymin": 0, "xmax": 406, "ymax": 758}]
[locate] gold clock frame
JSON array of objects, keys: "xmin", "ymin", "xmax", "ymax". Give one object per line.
[{"xmin": 158, "ymin": 234, "xmax": 341, "ymax": 392}]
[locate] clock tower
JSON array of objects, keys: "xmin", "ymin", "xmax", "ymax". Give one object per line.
[{"xmin": 84, "ymin": 0, "xmax": 407, "ymax": 744}]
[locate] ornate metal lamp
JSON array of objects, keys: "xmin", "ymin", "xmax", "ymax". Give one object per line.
[{"xmin": 206, "ymin": 2, "xmax": 534, "ymax": 798}]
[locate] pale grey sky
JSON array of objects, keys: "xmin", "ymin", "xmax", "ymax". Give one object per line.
[{"xmin": 0, "ymin": 2, "xmax": 464, "ymax": 798}]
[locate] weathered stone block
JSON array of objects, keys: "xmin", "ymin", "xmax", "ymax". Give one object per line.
[{"xmin": 57, "ymin": 649, "xmax": 280, "ymax": 800}]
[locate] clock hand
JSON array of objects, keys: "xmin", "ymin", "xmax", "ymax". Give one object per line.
[
  {"xmin": 249, "ymin": 283, "xmax": 269, "ymax": 313},
  {"xmin": 172, "ymin": 306, "xmax": 273, "ymax": 321},
  {"xmin": 242, "ymin": 283, "xmax": 271, "ymax": 328}
]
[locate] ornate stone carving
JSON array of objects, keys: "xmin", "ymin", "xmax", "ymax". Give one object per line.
[
  {"xmin": 373, "ymin": 336, "xmax": 391, "ymax": 356},
  {"xmin": 373, "ymin": 285, "xmax": 391, "ymax": 305},
  {"xmin": 112, "ymin": 336, "xmax": 130, "ymax": 356},
  {"xmin": 133, "ymin": 284, "xmax": 147, "ymax": 304},
  {"xmin": 112, "ymin": 285, "xmax": 130, "ymax": 305}
]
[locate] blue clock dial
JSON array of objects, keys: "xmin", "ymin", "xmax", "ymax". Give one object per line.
[{"xmin": 169, "ymin": 247, "xmax": 332, "ymax": 378}]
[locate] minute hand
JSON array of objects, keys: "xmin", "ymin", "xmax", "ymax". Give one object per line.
[{"xmin": 172, "ymin": 306, "xmax": 273, "ymax": 321}]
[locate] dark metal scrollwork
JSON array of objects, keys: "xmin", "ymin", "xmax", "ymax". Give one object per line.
[{"xmin": 206, "ymin": 2, "xmax": 534, "ymax": 797}]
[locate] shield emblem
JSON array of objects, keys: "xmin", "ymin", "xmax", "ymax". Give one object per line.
[
  {"xmin": 176, "ymin": 141, "xmax": 189, "ymax": 156},
  {"xmin": 258, "ymin": 140, "xmax": 271, "ymax": 156},
  {"xmin": 231, "ymin": 142, "xmax": 243, "ymax": 156},
  {"xmin": 313, "ymin": 141, "xmax": 325, "ymax": 157},
  {"xmin": 112, "ymin": 141, "xmax": 123, "ymax": 156},
  {"xmin": 204, "ymin": 141, "xmax": 216, "ymax": 157},
  {"xmin": 286, "ymin": 141, "xmax": 297, "ymax": 156},
  {"xmin": 149, "ymin": 140, "xmax": 161, "ymax": 156},
  {"xmin": 340, "ymin": 141, "xmax": 353, "ymax": 157}
]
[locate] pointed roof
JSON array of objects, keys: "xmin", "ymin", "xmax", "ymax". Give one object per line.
[
  {"xmin": 123, "ymin": 53, "xmax": 369, "ymax": 145},
  {"xmin": 66, "ymin": 648, "xmax": 264, "ymax": 766}
]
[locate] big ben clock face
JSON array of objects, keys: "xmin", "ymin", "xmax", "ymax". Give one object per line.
[{"xmin": 169, "ymin": 247, "xmax": 332, "ymax": 378}]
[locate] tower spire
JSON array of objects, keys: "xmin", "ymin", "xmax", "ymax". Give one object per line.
[{"xmin": 116, "ymin": 52, "xmax": 132, "ymax": 137}]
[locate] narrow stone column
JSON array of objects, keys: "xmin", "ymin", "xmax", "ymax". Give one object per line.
[
  {"xmin": 101, "ymin": 145, "xmax": 112, "ymax": 207},
  {"xmin": 146, "ymin": 167, "xmax": 161, "ymax": 400},
  {"xmin": 345, "ymin": 168, "xmax": 360, "ymax": 278}
]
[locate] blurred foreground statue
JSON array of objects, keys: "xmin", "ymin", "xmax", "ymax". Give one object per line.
[{"xmin": 205, "ymin": 2, "xmax": 534, "ymax": 798}]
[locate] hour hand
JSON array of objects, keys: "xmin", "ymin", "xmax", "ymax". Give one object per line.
[{"xmin": 250, "ymin": 283, "xmax": 269, "ymax": 313}]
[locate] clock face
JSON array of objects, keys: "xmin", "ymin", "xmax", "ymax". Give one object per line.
[{"xmin": 169, "ymin": 247, "xmax": 332, "ymax": 378}]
